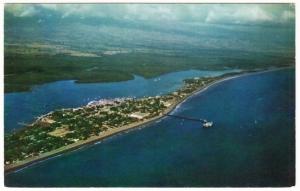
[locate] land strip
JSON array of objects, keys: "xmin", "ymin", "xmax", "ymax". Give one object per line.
[{"xmin": 5, "ymin": 68, "xmax": 283, "ymax": 173}]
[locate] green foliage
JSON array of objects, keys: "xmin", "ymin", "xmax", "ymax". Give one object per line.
[{"xmin": 5, "ymin": 52, "xmax": 294, "ymax": 93}]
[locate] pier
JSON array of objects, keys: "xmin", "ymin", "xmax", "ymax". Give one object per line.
[{"xmin": 165, "ymin": 114, "xmax": 213, "ymax": 127}]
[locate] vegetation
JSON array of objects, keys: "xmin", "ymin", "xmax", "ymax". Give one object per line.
[
  {"xmin": 5, "ymin": 96, "xmax": 168, "ymax": 164},
  {"xmin": 4, "ymin": 49, "xmax": 294, "ymax": 93}
]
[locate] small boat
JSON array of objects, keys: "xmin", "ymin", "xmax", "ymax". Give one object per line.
[{"xmin": 203, "ymin": 121, "xmax": 213, "ymax": 128}]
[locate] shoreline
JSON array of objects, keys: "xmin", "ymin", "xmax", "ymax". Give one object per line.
[{"xmin": 4, "ymin": 66, "xmax": 292, "ymax": 174}]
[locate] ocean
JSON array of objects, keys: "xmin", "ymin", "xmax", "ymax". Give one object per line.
[{"xmin": 5, "ymin": 68, "xmax": 295, "ymax": 187}]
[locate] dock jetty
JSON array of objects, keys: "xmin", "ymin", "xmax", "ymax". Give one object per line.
[{"xmin": 165, "ymin": 114, "xmax": 213, "ymax": 128}]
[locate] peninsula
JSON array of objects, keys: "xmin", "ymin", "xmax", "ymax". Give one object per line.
[{"xmin": 4, "ymin": 70, "xmax": 256, "ymax": 173}]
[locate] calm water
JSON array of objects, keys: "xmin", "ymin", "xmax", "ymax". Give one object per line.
[
  {"xmin": 4, "ymin": 69, "xmax": 238, "ymax": 133},
  {"xmin": 5, "ymin": 68, "xmax": 295, "ymax": 187}
]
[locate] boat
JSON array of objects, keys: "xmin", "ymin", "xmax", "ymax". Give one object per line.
[{"xmin": 203, "ymin": 121, "xmax": 213, "ymax": 128}]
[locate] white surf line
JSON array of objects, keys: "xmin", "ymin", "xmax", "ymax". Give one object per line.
[{"xmin": 169, "ymin": 67, "xmax": 292, "ymax": 115}]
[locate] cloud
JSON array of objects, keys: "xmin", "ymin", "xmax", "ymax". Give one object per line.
[
  {"xmin": 232, "ymin": 6, "xmax": 273, "ymax": 22},
  {"xmin": 281, "ymin": 10, "xmax": 295, "ymax": 22},
  {"xmin": 205, "ymin": 5, "xmax": 274, "ymax": 24},
  {"xmin": 5, "ymin": 4, "xmax": 39, "ymax": 17},
  {"xmin": 5, "ymin": 4, "xmax": 295, "ymax": 26}
]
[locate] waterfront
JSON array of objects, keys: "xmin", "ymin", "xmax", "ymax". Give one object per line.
[
  {"xmin": 4, "ymin": 69, "xmax": 238, "ymax": 133},
  {"xmin": 5, "ymin": 70, "xmax": 241, "ymax": 172},
  {"xmin": 5, "ymin": 68, "xmax": 295, "ymax": 187}
]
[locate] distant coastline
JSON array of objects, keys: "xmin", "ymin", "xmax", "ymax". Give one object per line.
[{"xmin": 4, "ymin": 66, "xmax": 292, "ymax": 174}]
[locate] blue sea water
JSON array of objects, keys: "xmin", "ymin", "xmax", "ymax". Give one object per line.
[
  {"xmin": 4, "ymin": 69, "xmax": 238, "ymax": 133},
  {"xmin": 5, "ymin": 68, "xmax": 295, "ymax": 187}
]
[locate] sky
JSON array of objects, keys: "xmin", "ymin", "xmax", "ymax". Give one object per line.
[{"xmin": 5, "ymin": 4, "xmax": 295, "ymax": 26}]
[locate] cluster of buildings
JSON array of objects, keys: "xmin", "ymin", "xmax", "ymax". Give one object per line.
[{"xmin": 87, "ymin": 98, "xmax": 131, "ymax": 107}]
